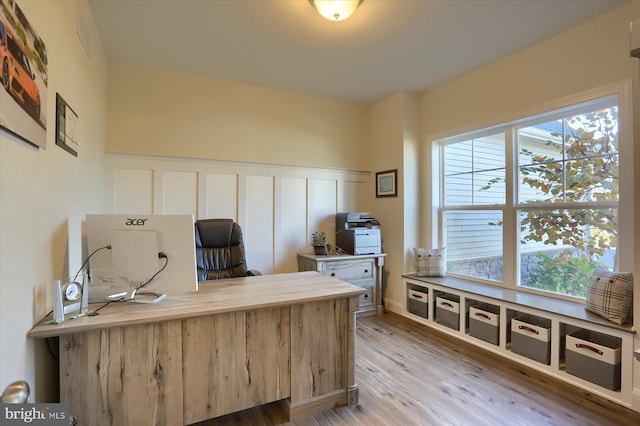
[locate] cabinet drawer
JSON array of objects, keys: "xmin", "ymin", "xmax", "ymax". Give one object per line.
[
  {"xmin": 325, "ymin": 260, "xmax": 374, "ymax": 281},
  {"xmin": 358, "ymin": 284, "xmax": 374, "ymax": 308}
]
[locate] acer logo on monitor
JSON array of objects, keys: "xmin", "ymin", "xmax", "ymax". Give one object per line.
[{"xmin": 125, "ymin": 218, "xmax": 149, "ymax": 226}]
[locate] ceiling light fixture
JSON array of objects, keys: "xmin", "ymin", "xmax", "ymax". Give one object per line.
[{"xmin": 309, "ymin": 0, "xmax": 363, "ymax": 22}]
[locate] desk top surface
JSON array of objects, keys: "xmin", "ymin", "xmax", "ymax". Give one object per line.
[{"xmin": 29, "ymin": 271, "xmax": 365, "ymax": 338}]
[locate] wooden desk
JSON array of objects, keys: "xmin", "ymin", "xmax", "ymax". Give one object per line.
[{"xmin": 29, "ymin": 272, "xmax": 365, "ymax": 425}]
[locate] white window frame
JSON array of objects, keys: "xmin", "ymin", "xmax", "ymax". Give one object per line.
[{"xmin": 427, "ymin": 81, "xmax": 634, "ymax": 301}]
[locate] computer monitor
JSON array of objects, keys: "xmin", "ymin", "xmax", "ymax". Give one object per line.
[{"xmin": 85, "ymin": 214, "xmax": 198, "ymax": 302}]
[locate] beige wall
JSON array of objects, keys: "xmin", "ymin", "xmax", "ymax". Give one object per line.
[
  {"xmin": 0, "ymin": 1, "xmax": 107, "ymax": 401},
  {"xmin": 421, "ymin": 3, "xmax": 638, "ymax": 138},
  {"xmin": 369, "ymin": 92, "xmax": 420, "ymax": 307},
  {"xmin": 106, "ymin": 62, "xmax": 370, "ymax": 170},
  {"xmin": 369, "ymin": 94, "xmax": 404, "ymax": 304}
]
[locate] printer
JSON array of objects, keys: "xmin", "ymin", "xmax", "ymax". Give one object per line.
[{"xmin": 336, "ymin": 212, "xmax": 382, "ymax": 255}]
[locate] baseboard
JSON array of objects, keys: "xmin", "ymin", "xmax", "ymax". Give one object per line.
[
  {"xmin": 632, "ymin": 389, "xmax": 640, "ymax": 413},
  {"xmin": 281, "ymin": 389, "xmax": 348, "ymax": 421},
  {"xmin": 384, "ymin": 297, "xmax": 403, "ymax": 314}
]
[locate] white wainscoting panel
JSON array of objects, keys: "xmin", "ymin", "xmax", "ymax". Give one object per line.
[
  {"xmin": 105, "ymin": 153, "xmax": 370, "ymax": 274},
  {"xmin": 112, "ymin": 168, "xmax": 154, "ymax": 214},
  {"xmin": 161, "ymin": 171, "xmax": 198, "ymax": 216},
  {"xmin": 309, "ymin": 178, "xmax": 338, "ymax": 241},
  {"xmin": 204, "ymin": 173, "xmax": 238, "ymax": 220},
  {"xmin": 341, "ymin": 179, "xmax": 366, "ymax": 213},
  {"xmin": 245, "ymin": 175, "xmax": 274, "ymax": 273},
  {"xmin": 277, "ymin": 177, "xmax": 308, "ymax": 273}
]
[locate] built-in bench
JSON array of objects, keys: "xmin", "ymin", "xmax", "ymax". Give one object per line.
[
  {"xmin": 405, "ymin": 274, "xmax": 634, "ymax": 332},
  {"xmin": 401, "ymin": 273, "xmax": 636, "ymax": 410}
]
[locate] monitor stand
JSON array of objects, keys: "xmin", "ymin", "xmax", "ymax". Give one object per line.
[
  {"xmin": 132, "ymin": 290, "xmax": 167, "ymax": 304},
  {"xmin": 105, "ymin": 289, "xmax": 167, "ymax": 304}
]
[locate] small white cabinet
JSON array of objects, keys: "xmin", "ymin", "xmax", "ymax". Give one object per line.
[{"xmin": 298, "ymin": 253, "xmax": 386, "ymax": 317}]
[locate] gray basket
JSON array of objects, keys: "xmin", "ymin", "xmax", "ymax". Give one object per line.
[
  {"xmin": 435, "ymin": 295, "xmax": 460, "ymax": 331},
  {"xmin": 511, "ymin": 315, "xmax": 551, "ymax": 365},
  {"xmin": 565, "ymin": 329, "xmax": 621, "ymax": 390},
  {"xmin": 407, "ymin": 287, "xmax": 428, "ymax": 318},
  {"xmin": 469, "ymin": 304, "xmax": 500, "ymax": 345}
]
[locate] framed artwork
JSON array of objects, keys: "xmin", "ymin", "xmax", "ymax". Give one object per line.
[
  {"xmin": 376, "ymin": 169, "xmax": 397, "ymax": 198},
  {"xmin": 55, "ymin": 93, "xmax": 78, "ymax": 156},
  {"xmin": 0, "ymin": 2, "xmax": 48, "ymax": 148}
]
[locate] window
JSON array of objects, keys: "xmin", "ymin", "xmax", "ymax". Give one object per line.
[
  {"xmin": 436, "ymin": 89, "xmax": 629, "ymax": 300},
  {"xmin": 443, "ymin": 133, "xmax": 506, "ymax": 281}
]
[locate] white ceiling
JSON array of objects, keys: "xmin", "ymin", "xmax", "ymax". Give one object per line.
[{"xmin": 88, "ymin": 0, "xmax": 629, "ymax": 104}]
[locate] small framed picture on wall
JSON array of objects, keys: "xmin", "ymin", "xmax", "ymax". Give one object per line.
[
  {"xmin": 376, "ymin": 169, "xmax": 397, "ymax": 198},
  {"xmin": 55, "ymin": 93, "xmax": 79, "ymax": 157}
]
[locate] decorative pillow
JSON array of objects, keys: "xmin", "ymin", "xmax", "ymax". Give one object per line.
[
  {"xmin": 585, "ymin": 268, "xmax": 633, "ymax": 325},
  {"xmin": 414, "ymin": 248, "xmax": 447, "ymax": 277}
]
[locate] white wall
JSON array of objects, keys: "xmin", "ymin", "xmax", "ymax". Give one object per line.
[
  {"xmin": 105, "ymin": 153, "xmax": 370, "ymax": 274},
  {"xmin": 0, "ymin": 0, "xmax": 107, "ymax": 402}
]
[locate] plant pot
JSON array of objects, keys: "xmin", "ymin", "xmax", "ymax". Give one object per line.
[{"xmin": 313, "ymin": 245, "xmax": 328, "ymax": 256}]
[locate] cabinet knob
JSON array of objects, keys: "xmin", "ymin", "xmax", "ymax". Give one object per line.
[
  {"xmin": 330, "ymin": 272, "xmax": 335, "ymax": 277},
  {"xmin": 364, "ymin": 294, "xmax": 369, "ymax": 298},
  {"xmin": 364, "ymin": 269, "xmax": 369, "ymax": 273}
]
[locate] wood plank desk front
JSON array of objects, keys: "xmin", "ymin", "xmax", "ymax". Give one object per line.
[{"xmin": 29, "ymin": 271, "xmax": 365, "ymax": 425}]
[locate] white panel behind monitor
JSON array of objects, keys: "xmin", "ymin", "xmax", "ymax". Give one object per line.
[
  {"xmin": 86, "ymin": 214, "xmax": 198, "ymax": 296},
  {"xmin": 110, "ymin": 229, "xmax": 159, "ymax": 285}
]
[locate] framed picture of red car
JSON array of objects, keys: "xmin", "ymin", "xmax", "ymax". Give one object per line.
[{"xmin": 0, "ymin": 1, "xmax": 48, "ymax": 149}]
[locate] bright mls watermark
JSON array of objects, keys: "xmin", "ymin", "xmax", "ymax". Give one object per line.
[{"xmin": 0, "ymin": 404, "xmax": 70, "ymax": 425}]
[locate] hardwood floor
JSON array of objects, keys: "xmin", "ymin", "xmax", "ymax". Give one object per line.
[{"xmin": 196, "ymin": 312, "xmax": 640, "ymax": 426}]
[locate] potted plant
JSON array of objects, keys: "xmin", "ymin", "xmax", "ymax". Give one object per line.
[{"xmin": 311, "ymin": 231, "xmax": 330, "ymax": 256}]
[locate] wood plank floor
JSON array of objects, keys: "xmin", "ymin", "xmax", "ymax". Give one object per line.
[{"xmin": 195, "ymin": 312, "xmax": 640, "ymax": 426}]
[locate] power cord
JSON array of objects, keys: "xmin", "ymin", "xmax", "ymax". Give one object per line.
[
  {"xmin": 135, "ymin": 252, "xmax": 169, "ymax": 292},
  {"xmin": 68, "ymin": 245, "xmax": 111, "ymax": 313},
  {"xmin": 53, "ymin": 249, "xmax": 168, "ymax": 318},
  {"xmin": 44, "ymin": 252, "xmax": 169, "ymax": 361},
  {"xmin": 97, "ymin": 253, "xmax": 169, "ymax": 302},
  {"xmin": 88, "ymin": 300, "xmax": 116, "ymax": 316},
  {"xmin": 72, "ymin": 245, "xmax": 110, "ymax": 282}
]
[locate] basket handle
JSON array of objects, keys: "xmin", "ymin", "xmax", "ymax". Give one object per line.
[
  {"xmin": 575, "ymin": 343, "xmax": 603, "ymax": 356},
  {"xmin": 475, "ymin": 312, "xmax": 491, "ymax": 320},
  {"xmin": 440, "ymin": 301, "xmax": 454, "ymax": 309},
  {"xmin": 518, "ymin": 325, "xmax": 539, "ymax": 335}
]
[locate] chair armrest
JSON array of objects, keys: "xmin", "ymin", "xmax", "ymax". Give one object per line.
[{"xmin": 247, "ymin": 269, "xmax": 262, "ymax": 276}]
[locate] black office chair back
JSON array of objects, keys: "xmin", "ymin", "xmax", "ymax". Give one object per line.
[{"xmin": 194, "ymin": 219, "xmax": 249, "ymax": 281}]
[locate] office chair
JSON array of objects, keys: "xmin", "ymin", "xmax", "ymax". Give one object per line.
[{"xmin": 194, "ymin": 219, "xmax": 261, "ymax": 281}]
